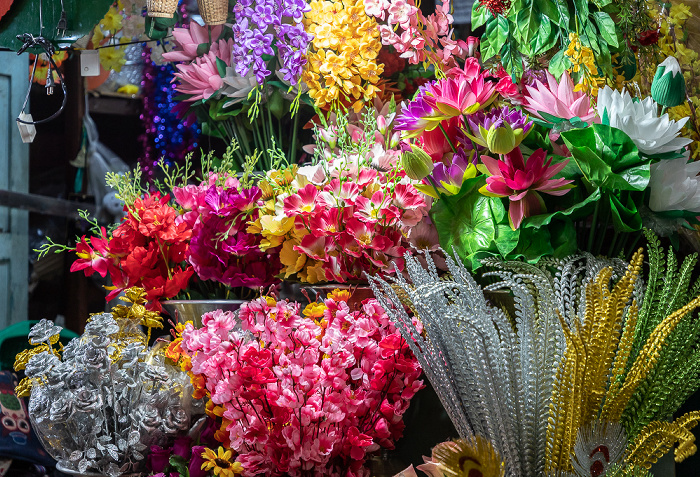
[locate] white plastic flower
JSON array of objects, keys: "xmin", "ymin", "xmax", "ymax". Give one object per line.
[
  {"xmin": 221, "ymin": 67, "xmax": 258, "ymax": 107},
  {"xmin": 649, "ymin": 152, "xmax": 700, "ymax": 212},
  {"xmin": 596, "ymin": 86, "xmax": 692, "ymax": 156}
]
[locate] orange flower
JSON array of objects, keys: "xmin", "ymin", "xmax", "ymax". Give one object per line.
[{"xmin": 329, "ymin": 289, "xmax": 351, "ymax": 302}]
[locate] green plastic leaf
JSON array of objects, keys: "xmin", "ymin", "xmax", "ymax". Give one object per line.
[
  {"xmin": 573, "ymin": 0, "xmax": 589, "ymax": 18},
  {"xmin": 591, "ymin": 0, "xmax": 613, "ymax": 7},
  {"xmin": 472, "ymin": 1, "xmax": 490, "ymax": 29},
  {"xmin": 169, "ymin": 455, "xmax": 189, "ymax": 477},
  {"xmin": 561, "ymin": 124, "xmax": 650, "ymax": 192},
  {"xmin": 593, "ymin": 12, "xmax": 619, "ymax": 48},
  {"xmin": 431, "ymin": 177, "xmax": 519, "ymax": 270},
  {"xmin": 483, "ymin": 15, "xmax": 509, "ymax": 61},
  {"xmin": 549, "ymin": 50, "xmax": 571, "ymax": 79},
  {"xmin": 508, "ymin": 226, "xmax": 554, "ymax": 263},
  {"xmin": 515, "ymin": 2, "xmax": 541, "ymax": 45},
  {"xmin": 196, "ymin": 42, "xmax": 211, "ymax": 56},
  {"xmin": 609, "ymin": 193, "xmax": 642, "ymax": 232},
  {"xmin": 549, "ymin": 219, "xmax": 578, "ymax": 257},
  {"xmin": 530, "ymin": 17, "xmax": 558, "ymax": 55},
  {"xmin": 215, "ymin": 57, "xmax": 228, "ymax": 78},
  {"xmin": 522, "ymin": 187, "xmax": 601, "ymax": 228}
]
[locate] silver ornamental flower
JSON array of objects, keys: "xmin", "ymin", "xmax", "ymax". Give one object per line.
[
  {"xmin": 25, "ymin": 351, "xmax": 60, "ymax": 377},
  {"xmin": 61, "ymin": 338, "xmax": 80, "ymax": 361},
  {"xmin": 162, "ymin": 407, "xmax": 188, "ymax": 434},
  {"xmin": 84, "ymin": 313, "xmax": 120, "ymax": 336},
  {"xmin": 119, "ymin": 342, "xmax": 145, "ymax": 369},
  {"xmin": 28, "ymin": 319, "xmax": 62, "ymax": 345},
  {"xmin": 89, "ymin": 335, "xmax": 112, "ymax": 349},
  {"xmin": 74, "ymin": 388, "xmax": 103, "ymax": 413},
  {"xmin": 134, "ymin": 404, "xmax": 160, "ymax": 433},
  {"xmin": 84, "ymin": 347, "xmax": 109, "ymax": 371},
  {"xmin": 141, "ymin": 366, "xmax": 169, "ymax": 383},
  {"xmin": 49, "ymin": 395, "xmax": 75, "ymax": 422},
  {"xmin": 45, "ymin": 362, "xmax": 74, "ymax": 390}
]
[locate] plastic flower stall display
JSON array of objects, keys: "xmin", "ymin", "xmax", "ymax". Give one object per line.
[{"xmin": 23, "ymin": 0, "xmax": 700, "ymax": 475}]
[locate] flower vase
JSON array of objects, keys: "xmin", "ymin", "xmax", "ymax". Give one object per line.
[
  {"xmin": 280, "ymin": 282, "xmax": 376, "ymax": 312},
  {"xmin": 196, "ymin": 0, "xmax": 228, "ymax": 25},
  {"xmin": 146, "ymin": 0, "xmax": 178, "ymax": 18},
  {"xmin": 161, "ymin": 300, "xmax": 246, "ymax": 327}
]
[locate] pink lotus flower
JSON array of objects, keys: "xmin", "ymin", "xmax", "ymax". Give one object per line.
[
  {"xmin": 423, "ymin": 74, "xmax": 497, "ymax": 119},
  {"xmin": 173, "ymin": 39, "xmax": 233, "ymax": 101},
  {"xmin": 162, "ymin": 23, "xmax": 224, "ymax": 63},
  {"xmin": 522, "ymin": 70, "xmax": 598, "ymax": 124},
  {"xmin": 479, "ymin": 148, "xmax": 574, "ymax": 229}
]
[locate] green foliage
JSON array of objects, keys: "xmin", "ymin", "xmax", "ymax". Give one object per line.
[
  {"xmin": 475, "ymin": 0, "xmax": 640, "ymax": 80},
  {"xmin": 621, "ymin": 230, "xmax": 700, "ymax": 439},
  {"xmin": 430, "ymin": 176, "xmax": 519, "ymax": 270}
]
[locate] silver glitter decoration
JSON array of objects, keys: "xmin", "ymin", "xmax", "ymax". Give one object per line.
[
  {"xmin": 25, "ymin": 316, "xmax": 193, "ymax": 476},
  {"xmin": 368, "ymin": 251, "xmax": 634, "ymax": 477}
]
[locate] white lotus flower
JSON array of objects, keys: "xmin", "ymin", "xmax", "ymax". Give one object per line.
[
  {"xmin": 596, "ymin": 86, "xmax": 692, "ymax": 156},
  {"xmin": 649, "ymin": 152, "xmax": 700, "ymax": 212},
  {"xmin": 221, "ymin": 67, "xmax": 258, "ymax": 107}
]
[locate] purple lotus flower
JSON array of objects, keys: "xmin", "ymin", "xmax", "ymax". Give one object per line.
[
  {"xmin": 394, "ymin": 92, "xmax": 443, "ymax": 138},
  {"xmin": 416, "ymin": 150, "xmax": 478, "ymax": 198},
  {"xmin": 466, "ymin": 106, "xmax": 534, "ymax": 141}
]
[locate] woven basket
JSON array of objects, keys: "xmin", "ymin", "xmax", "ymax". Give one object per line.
[
  {"xmin": 197, "ymin": 0, "xmax": 229, "ymax": 25},
  {"xmin": 146, "ymin": 0, "xmax": 178, "ymax": 18}
]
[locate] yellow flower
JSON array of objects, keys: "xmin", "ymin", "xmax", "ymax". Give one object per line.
[
  {"xmin": 280, "ymin": 239, "xmax": 307, "ymax": 278},
  {"xmin": 359, "ymin": 39, "xmax": 381, "ymax": 60},
  {"xmin": 357, "ymin": 59, "xmax": 383, "ymax": 83},
  {"xmin": 299, "ymin": 260, "xmax": 327, "ymax": 284},
  {"xmin": 99, "ymin": 6, "xmax": 123, "ymax": 32},
  {"xmin": 671, "ymin": 3, "xmax": 692, "ymax": 24},
  {"xmin": 328, "ymin": 289, "xmax": 351, "ymax": 302},
  {"xmin": 201, "ymin": 447, "xmax": 242, "ymax": 477},
  {"xmin": 303, "ymin": 302, "xmax": 327, "ymax": 319},
  {"xmin": 312, "ymin": 23, "xmax": 338, "ymax": 49}
]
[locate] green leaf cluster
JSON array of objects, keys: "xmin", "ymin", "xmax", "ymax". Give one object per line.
[
  {"xmin": 474, "ymin": 0, "xmax": 622, "ymax": 80},
  {"xmin": 622, "ymin": 231, "xmax": 700, "ymax": 440}
]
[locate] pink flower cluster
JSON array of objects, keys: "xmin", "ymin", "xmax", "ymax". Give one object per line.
[
  {"xmin": 180, "ymin": 294, "xmax": 424, "ymax": 476},
  {"xmin": 365, "ymin": 0, "xmax": 477, "ymax": 67},
  {"xmin": 173, "ymin": 174, "xmax": 281, "ymax": 289},
  {"xmin": 283, "ymin": 167, "xmax": 428, "ymax": 282}
]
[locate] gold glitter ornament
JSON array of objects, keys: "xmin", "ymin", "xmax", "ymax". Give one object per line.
[
  {"xmin": 626, "ymin": 411, "xmax": 700, "ymax": 468},
  {"xmin": 13, "ymin": 343, "xmax": 50, "ymax": 371},
  {"xmin": 431, "ymin": 436, "xmax": 505, "ymax": 477}
]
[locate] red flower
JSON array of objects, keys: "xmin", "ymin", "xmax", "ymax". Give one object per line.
[
  {"xmin": 477, "ymin": 0, "xmax": 512, "ymax": 17},
  {"xmin": 638, "ymin": 29, "xmax": 660, "ymax": 46}
]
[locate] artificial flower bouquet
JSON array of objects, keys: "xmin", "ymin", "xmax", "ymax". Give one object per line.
[
  {"xmin": 169, "ymin": 289, "xmax": 423, "ymax": 476},
  {"xmin": 163, "ymin": 6, "xmax": 313, "ymax": 169},
  {"xmin": 394, "ymin": 49, "xmax": 699, "ymax": 269},
  {"xmin": 37, "ymin": 146, "xmax": 280, "ymax": 311},
  {"xmin": 250, "ymin": 106, "xmax": 435, "ymax": 284},
  {"xmin": 370, "ymin": 233, "xmax": 700, "ymax": 477},
  {"xmin": 14, "ymin": 289, "xmax": 194, "ymax": 477}
]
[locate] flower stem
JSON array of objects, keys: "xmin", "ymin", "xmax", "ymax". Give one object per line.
[
  {"xmin": 587, "ymin": 196, "xmax": 601, "ymax": 253},
  {"xmin": 289, "ymin": 111, "xmax": 300, "ymax": 165},
  {"xmin": 438, "ymin": 122, "xmax": 458, "ymax": 154}
]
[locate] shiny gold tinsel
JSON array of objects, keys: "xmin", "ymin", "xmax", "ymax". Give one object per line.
[
  {"xmin": 627, "ymin": 411, "xmax": 700, "ymax": 468},
  {"xmin": 104, "ymin": 287, "xmax": 163, "ymax": 342},
  {"xmin": 431, "ymin": 436, "xmax": 506, "ymax": 477},
  {"xmin": 546, "ymin": 250, "xmax": 644, "ymax": 473}
]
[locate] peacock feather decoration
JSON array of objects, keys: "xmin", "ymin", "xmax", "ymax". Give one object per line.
[{"xmin": 369, "ymin": 231, "xmax": 700, "ymax": 477}]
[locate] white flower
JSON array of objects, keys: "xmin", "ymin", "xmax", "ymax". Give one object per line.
[
  {"xmin": 649, "ymin": 152, "xmax": 700, "ymax": 212},
  {"xmin": 221, "ymin": 67, "xmax": 258, "ymax": 107},
  {"xmin": 596, "ymin": 86, "xmax": 692, "ymax": 156}
]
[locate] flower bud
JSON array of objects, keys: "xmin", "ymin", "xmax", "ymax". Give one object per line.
[
  {"xmin": 401, "ymin": 145, "xmax": 434, "ymax": 181},
  {"xmin": 377, "ymin": 115, "xmax": 388, "ymax": 135},
  {"xmin": 483, "ymin": 122, "xmax": 517, "ymax": 155},
  {"xmin": 652, "ymin": 56, "xmax": 686, "ymax": 108},
  {"xmin": 318, "ymin": 127, "xmax": 338, "ymax": 149}
]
